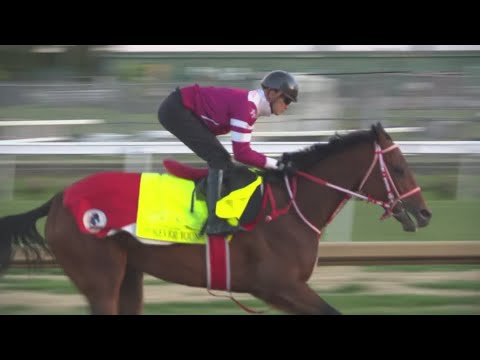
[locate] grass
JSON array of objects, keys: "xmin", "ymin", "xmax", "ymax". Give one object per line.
[
  {"xmin": 0, "ymin": 105, "xmax": 154, "ymax": 123},
  {"xmin": 142, "ymin": 300, "xmax": 280, "ymax": 315},
  {"xmin": 341, "ymin": 305, "xmax": 480, "ymax": 315},
  {"xmin": 348, "ymin": 199, "xmax": 480, "ymax": 242},
  {"xmin": 143, "ymin": 279, "xmax": 170, "ymax": 286},
  {"xmin": 363, "ymin": 264, "xmax": 480, "ymax": 272},
  {"xmin": 327, "ymin": 284, "xmax": 369, "ymax": 294},
  {"xmin": 5, "ymin": 268, "xmax": 66, "ymax": 276},
  {"xmin": 321, "ymin": 294, "xmax": 480, "ymax": 315},
  {"xmin": 1, "ymin": 295, "xmax": 479, "ymax": 315},
  {"xmin": 0, "ymin": 305, "xmax": 40, "ymax": 315},
  {"xmin": 4, "ymin": 264, "xmax": 479, "ymax": 283},
  {"xmin": 0, "ymin": 105, "xmax": 159, "ymax": 136},
  {"xmin": 2, "ymin": 304, "xmax": 477, "ymax": 315},
  {"xmin": 0, "ymin": 305, "xmax": 90, "ymax": 315},
  {"xmin": 409, "ymin": 280, "xmax": 480, "ymax": 291},
  {"xmin": 0, "ymin": 277, "xmax": 78, "ymax": 294}
]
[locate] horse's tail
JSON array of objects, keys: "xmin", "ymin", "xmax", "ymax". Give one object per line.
[{"xmin": 0, "ymin": 196, "xmax": 54, "ymax": 274}]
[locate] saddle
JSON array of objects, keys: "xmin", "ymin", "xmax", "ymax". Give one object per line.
[{"xmin": 163, "ymin": 159, "xmax": 263, "ymax": 229}]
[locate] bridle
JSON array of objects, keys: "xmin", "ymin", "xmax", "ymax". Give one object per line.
[{"xmin": 278, "ymin": 141, "xmax": 421, "ymax": 236}]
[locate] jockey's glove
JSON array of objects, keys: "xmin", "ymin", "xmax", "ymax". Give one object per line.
[{"xmin": 276, "ymin": 156, "xmax": 297, "ymax": 176}]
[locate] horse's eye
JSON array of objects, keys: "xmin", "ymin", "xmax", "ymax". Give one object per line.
[{"xmin": 392, "ymin": 165, "xmax": 405, "ymax": 176}]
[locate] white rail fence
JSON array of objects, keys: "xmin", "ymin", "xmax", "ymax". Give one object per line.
[
  {"xmin": 1, "ymin": 141, "xmax": 480, "ymax": 155},
  {"xmin": 1, "ymin": 141, "xmax": 478, "ymax": 199}
]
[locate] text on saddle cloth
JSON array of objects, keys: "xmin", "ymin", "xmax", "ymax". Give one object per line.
[{"xmin": 135, "ymin": 173, "xmax": 262, "ymax": 244}]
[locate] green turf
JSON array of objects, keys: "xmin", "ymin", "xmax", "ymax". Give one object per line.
[
  {"xmin": 0, "ymin": 277, "xmax": 78, "ymax": 294},
  {"xmin": 349, "ymin": 200, "xmax": 479, "ymax": 241},
  {"xmin": 320, "ymin": 294, "xmax": 480, "ymax": 315},
  {"xmin": 409, "ymin": 280, "xmax": 480, "ymax": 291},
  {"xmin": 6, "ymin": 264, "xmax": 472, "ymax": 276},
  {"xmin": 5, "ymin": 268, "xmax": 66, "ymax": 276},
  {"xmin": 0, "ymin": 305, "xmax": 90, "ymax": 315},
  {"xmin": 0, "ymin": 105, "xmax": 154, "ymax": 123},
  {"xmin": 1, "ymin": 294, "xmax": 478, "ymax": 315},
  {"xmin": 142, "ymin": 299, "xmax": 279, "ymax": 315},
  {"xmin": 342, "ymin": 305, "xmax": 480, "ymax": 315},
  {"xmin": 143, "ymin": 279, "xmax": 170, "ymax": 286},
  {"xmin": 0, "ymin": 305, "xmax": 37, "ymax": 315},
  {"xmin": 327, "ymin": 284, "xmax": 369, "ymax": 294},
  {"xmin": 363, "ymin": 264, "xmax": 480, "ymax": 272},
  {"xmin": 0, "ymin": 105, "xmax": 159, "ymax": 136}
]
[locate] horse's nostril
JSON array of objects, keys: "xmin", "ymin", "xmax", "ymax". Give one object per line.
[{"xmin": 420, "ymin": 209, "xmax": 432, "ymax": 219}]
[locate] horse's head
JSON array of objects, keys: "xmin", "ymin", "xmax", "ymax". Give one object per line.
[
  {"xmin": 360, "ymin": 123, "xmax": 432, "ymax": 232},
  {"xmin": 273, "ymin": 122, "xmax": 432, "ymax": 234}
]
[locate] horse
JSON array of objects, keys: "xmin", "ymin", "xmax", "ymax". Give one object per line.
[{"xmin": 0, "ymin": 123, "xmax": 432, "ymax": 315}]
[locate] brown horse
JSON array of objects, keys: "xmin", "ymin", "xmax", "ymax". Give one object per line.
[{"xmin": 0, "ymin": 123, "xmax": 431, "ymax": 315}]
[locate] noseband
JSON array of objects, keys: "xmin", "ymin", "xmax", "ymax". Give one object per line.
[{"xmin": 359, "ymin": 143, "xmax": 421, "ymax": 219}]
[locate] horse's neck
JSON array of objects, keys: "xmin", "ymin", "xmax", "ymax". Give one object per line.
[{"xmin": 294, "ymin": 143, "xmax": 374, "ymax": 232}]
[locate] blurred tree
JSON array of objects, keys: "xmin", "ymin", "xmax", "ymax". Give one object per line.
[
  {"xmin": 0, "ymin": 45, "xmax": 38, "ymax": 80},
  {"xmin": 63, "ymin": 45, "xmax": 101, "ymax": 81},
  {"xmin": 0, "ymin": 45, "xmax": 104, "ymax": 81}
]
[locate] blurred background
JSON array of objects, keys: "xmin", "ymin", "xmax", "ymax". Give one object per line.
[{"xmin": 0, "ymin": 45, "xmax": 479, "ymax": 315}]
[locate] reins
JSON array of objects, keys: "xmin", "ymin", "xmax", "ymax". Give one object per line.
[{"xmin": 265, "ymin": 141, "xmax": 421, "ymax": 236}]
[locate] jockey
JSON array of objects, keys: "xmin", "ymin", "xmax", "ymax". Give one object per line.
[{"xmin": 157, "ymin": 70, "xmax": 299, "ymax": 236}]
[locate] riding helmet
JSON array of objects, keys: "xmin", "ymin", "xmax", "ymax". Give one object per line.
[{"xmin": 261, "ymin": 70, "xmax": 299, "ymax": 102}]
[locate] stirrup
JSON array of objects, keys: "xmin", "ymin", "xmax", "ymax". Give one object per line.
[
  {"xmin": 206, "ymin": 218, "xmax": 236, "ymax": 236},
  {"xmin": 201, "ymin": 219, "xmax": 246, "ymax": 236}
]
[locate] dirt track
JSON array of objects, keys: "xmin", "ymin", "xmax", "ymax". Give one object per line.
[{"xmin": 1, "ymin": 266, "xmax": 479, "ymax": 312}]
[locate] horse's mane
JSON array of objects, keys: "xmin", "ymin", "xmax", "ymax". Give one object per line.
[{"xmin": 261, "ymin": 123, "xmax": 385, "ymax": 180}]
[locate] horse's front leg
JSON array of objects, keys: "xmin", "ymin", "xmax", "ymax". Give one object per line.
[{"xmin": 258, "ymin": 282, "xmax": 341, "ymax": 315}]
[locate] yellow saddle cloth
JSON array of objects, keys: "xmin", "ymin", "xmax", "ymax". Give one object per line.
[{"xmin": 135, "ymin": 173, "xmax": 262, "ymax": 244}]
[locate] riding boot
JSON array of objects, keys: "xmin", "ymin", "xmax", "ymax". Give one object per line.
[{"xmin": 205, "ymin": 168, "xmax": 237, "ymax": 236}]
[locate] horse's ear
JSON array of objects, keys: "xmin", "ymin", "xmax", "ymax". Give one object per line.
[
  {"xmin": 374, "ymin": 122, "xmax": 392, "ymax": 141},
  {"xmin": 372, "ymin": 122, "xmax": 386, "ymax": 137},
  {"xmin": 372, "ymin": 122, "xmax": 388, "ymax": 141}
]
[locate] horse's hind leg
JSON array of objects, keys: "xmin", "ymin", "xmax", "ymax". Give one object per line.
[
  {"xmin": 258, "ymin": 282, "xmax": 341, "ymax": 315},
  {"xmin": 54, "ymin": 235, "xmax": 128, "ymax": 315},
  {"xmin": 118, "ymin": 264, "xmax": 144, "ymax": 315},
  {"xmin": 45, "ymin": 195, "xmax": 128, "ymax": 315},
  {"xmin": 57, "ymin": 236, "xmax": 128, "ymax": 315}
]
